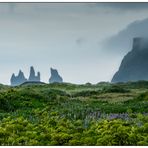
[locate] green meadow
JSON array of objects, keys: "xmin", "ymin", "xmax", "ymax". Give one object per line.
[{"xmin": 0, "ymin": 81, "xmax": 148, "ymax": 146}]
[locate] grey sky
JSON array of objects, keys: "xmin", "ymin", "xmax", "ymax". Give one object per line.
[{"xmin": 1, "ymin": 3, "xmax": 148, "ymax": 85}]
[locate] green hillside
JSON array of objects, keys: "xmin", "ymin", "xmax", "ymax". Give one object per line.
[{"xmin": 0, "ymin": 82, "xmax": 148, "ymax": 146}]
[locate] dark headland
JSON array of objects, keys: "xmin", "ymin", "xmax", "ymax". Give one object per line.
[{"xmin": 112, "ymin": 37, "xmax": 148, "ymax": 83}]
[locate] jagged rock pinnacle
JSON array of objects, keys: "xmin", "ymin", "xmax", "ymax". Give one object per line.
[{"xmin": 49, "ymin": 68, "xmax": 63, "ymax": 83}]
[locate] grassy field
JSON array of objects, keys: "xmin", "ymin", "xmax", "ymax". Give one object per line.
[{"xmin": 0, "ymin": 81, "xmax": 148, "ymax": 145}]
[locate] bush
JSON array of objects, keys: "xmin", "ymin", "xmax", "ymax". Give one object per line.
[{"xmin": 102, "ymin": 85, "xmax": 130, "ymax": 93}]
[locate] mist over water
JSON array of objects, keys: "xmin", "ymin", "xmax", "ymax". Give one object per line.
[{"xmin": 1, "ymin": 3, "xmax": 148, "ymax": 85}]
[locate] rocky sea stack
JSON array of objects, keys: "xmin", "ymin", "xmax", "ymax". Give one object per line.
[
  {"xmin": 10, "ymin": 66, "xmax": 40, "ymax": 86},
  {"xmin": 28, "ymin": 66, "xmax": 40, "ymax": 82},
  {"xmin": 10, "ymin": 70, "xmax": 27, "ymax": 86},
  {"xmin": 112, "ymin": 37, "xmax": 148, "ymax": 83},
  {"xmin": 10, "ymin": 66, "xmax": 63, "ymax": 86},
  {"xmin": 49, "ymin": 68, "xmax": 63, "ymax": 83}
]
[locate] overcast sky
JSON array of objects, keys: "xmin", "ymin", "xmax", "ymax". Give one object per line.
[{"xmin": 1, "ymin": 2, "xmax": 148, "ymax": 85}]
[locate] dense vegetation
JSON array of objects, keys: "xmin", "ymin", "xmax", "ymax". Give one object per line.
[{"xmin": 0, "ymin": 81, "xmax": 148, "ymax": 145}]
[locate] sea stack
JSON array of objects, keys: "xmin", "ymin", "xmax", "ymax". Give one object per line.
[
  {"xmin": 10, "ymin": 66, "xmax": 41, "ymax": 86},
  {"xmin": 49, "ymin": 68, "xmax": 63, "ymax": 83},
  {"xmin": 28, "ymin": 66, "xmax": 40, "ymax": 82},
  {"xmin": 10, "ymin": 70, "xmax": 27, "ymax": 86}
]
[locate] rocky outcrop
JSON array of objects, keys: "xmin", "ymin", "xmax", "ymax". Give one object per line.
[
  {"xmin": 10, "ymin": 67, "xmax": 63, "ymax": 86},
  {"xmin": 10, "ymin": 70, "xmax": 27, "ymax": 86},
  {"xmin": 112, "ymin": 37, "xmax": 148, "ymax": 83},
  {"xmin": 10, "ymin": 66, "xmax": 40, "ymax": 86},
  {"xmin": 28, "ymin": 66, "xmax": 40, "ymax": 82},
  {"xmin": 49, "ymin": 68, "xmax": 63, "ymax": 83}
]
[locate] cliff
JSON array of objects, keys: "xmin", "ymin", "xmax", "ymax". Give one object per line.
[{"xmin": 112, "ymin": 37, "xmax": 148, "ymax": 83}]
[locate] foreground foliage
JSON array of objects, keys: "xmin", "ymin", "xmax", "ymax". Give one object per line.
[
  {"xmin": 0, "ymin": 112, "xmax": 147, "ymax": 146},
  {"xmin": 0, "ymin": 82, "xmax": 148, "ymax": 145}
]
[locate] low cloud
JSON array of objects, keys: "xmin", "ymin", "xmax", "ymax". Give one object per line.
[
  {"xmin": 95, "ymin": 3, "xmax": 148, "ymax": 11},
  {"xmin": 76, "ymin": 38, "xmax": 86, "ymax": 46},
  {"xmin": 102, "ymin": 17, "xmax": 148, "ymax": 55}
]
